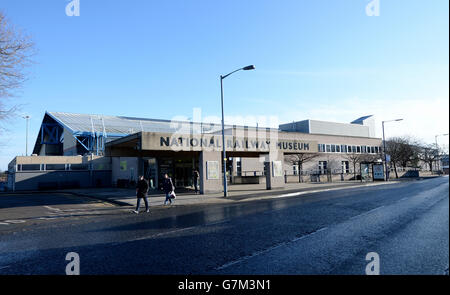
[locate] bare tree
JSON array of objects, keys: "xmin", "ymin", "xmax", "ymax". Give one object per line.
[
  {"xmin": 343, "ymin": 152, "xmax": 364, "ymax": 179},
  {"xmin": 418, "ymin": 143, "xmax": 439, "ymax": 172},
  {"xmin": 284, "ymin": 153, "xmax": 319, "ymax": 182},
  {"xmin": 0, "ymin": 11, "xmax": 34, "ymax": 134},
  {"xmin": 385, "ymin": 136, "xmax": 420, "ymax": 178}
]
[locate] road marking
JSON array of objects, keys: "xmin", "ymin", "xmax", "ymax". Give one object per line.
[
  {"xmin": 43, "ymin": 206, "xmax": 62, "ymax": 212},
  {"xmin": 3, "ymin": 220, "xmax": 26, "ymax": 224},
  {"xmin": 239, "ymin": 182, "xmax": 400, "ymax": 203},
  {"xmin": 129, "ymin": 219, "xmax": 231, "ymax": 242},
  {"xmin": 215, "ymin": 226, "xmax": 329, "ymax": 270},
  {"xmin": 349, "ymin": 205, "xmax": 386, "ymax": 220}
]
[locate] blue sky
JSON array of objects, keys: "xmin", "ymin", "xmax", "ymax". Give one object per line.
[{"xmin": 0, "ymin": 0, "xmax": 449, "ymax": 170}]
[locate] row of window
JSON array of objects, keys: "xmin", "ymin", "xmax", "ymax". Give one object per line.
[
  {"xmin": 293, "ymin": 161, "xmax": 351, "ymax": 174},
  {"xmin": 15, "ymin": 163, "xmax": 110, "ymax": 171},
  {"xmin": 318, "ymin": 144, "xmax": 380, "ymax": 154}
]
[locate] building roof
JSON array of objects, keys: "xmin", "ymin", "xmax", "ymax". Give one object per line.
[
  {"xmin": 46, "ymin": 111, "xmax": 228, "ymax": 136},
  {"xmin": 351, "ymin": 115, "xmax": 373, "ymax": 124}
]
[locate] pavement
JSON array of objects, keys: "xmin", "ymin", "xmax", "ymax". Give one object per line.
[{"xmin": 42, "ymin": 177, "xmax": 434, "ymax": 207}]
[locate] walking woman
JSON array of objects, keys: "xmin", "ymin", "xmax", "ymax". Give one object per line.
[{"xmin": 163, "ymin": 173, "xmax": 175, "ymax": 205}]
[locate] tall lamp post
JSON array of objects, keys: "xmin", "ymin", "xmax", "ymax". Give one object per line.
[
  {"xmin": 23, "ymin": 115, "xmax": 30, "ymax": 156},
  {"xmin": 382, "ymin": 118, "xmax": 403, "ymax": 181},
  {"xmin": 220, "ymin": 65, "xmax": 255, "ymax": 197},
  {"xmin": 435, "ymin": 133, "xmax": 449, "ymax": 173}
]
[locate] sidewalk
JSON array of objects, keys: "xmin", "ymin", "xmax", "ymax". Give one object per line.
[{"xmin": 60, "ymin": 180, "xmax": 405, "ymax": 207}]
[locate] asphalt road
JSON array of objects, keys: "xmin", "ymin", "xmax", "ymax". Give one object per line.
[{"xmin": 0, "ymin": 177, "xmax": 448, "ymax": 275}]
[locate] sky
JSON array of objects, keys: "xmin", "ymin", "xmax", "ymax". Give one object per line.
[{"xmin": 0, "ymin": 0, "xmax": 448, "ymax": 170}]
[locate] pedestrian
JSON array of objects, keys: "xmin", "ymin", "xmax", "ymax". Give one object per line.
[
  {"xmin": 193, "ymin": 170, "xmax": 200, "ymax": 194},
  {"xmin": 133, "ymin": 175, "xmax": 149, "ymax": 214},
  {"xmin": 163, "ymin": 173, "xmax": 175, "ymax": 205}
]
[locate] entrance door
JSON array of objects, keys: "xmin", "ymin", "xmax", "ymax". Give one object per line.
[{"xmin": 174, "ymin": 160, "xmax": 194, "ymax": 188}]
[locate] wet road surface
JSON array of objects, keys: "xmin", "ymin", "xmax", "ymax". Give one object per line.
[{"xmin": 0, "ymin": 177, "xmax": 448, "ymax": 274}]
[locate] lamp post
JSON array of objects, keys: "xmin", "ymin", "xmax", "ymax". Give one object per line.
[
  {"xmin": 435, "ymin": 133, "xmax": 449, "ymax": 173},
  {"xmin": 23, "ymin": 115, "xmax": 30, "ymax": 156},
  {"xmin": 382, "ymin": 118, "xmax": 403, "ymax": 181},
  {"xmin": 220, "ymin": 65, "xmax": 255, "ymax": 197}
]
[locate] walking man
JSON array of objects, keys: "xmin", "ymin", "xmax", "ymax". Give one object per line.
[
  {"xmin": 133, "ymin": 175, "xmax": 149, "ymax": 214},
  {"xmin": 193, "ymin": 169, "xmax": 200, "ymax": 194},
  {"xmin": 163, "ymin": 173, "xmax": 175, "ymax": 205}
]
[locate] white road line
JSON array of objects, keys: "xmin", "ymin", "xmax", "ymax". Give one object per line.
[
  {"xmin": 215, "ymin": 226, "xmax": 329, "ymax": 271},
  {"xmin": 4, "ymin": 220, "xmax": 26, "ymax": 224},
  {"xmin": 43, "ymin": 206, "xmax": 62, "ymax": 212},
  {"xmin": 349, "ymin": 205, "xmax": 386, "ymax": 220},
  {"xmin": 239, "ymin": 182, "xmax": 399, "ymax": 203},
  {"xmin": 129, "ymin": 219, "xmax": 231, "ymax": 242}
]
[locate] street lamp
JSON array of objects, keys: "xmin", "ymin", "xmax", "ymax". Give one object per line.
[
  {"xmin": 435, "ymin": 133, "xmax": 449, "ymax": 173},
  {"xmin": 22, "ymin": 115, "xmax": 30, "ymax": 156},
  {"xmin": 382, "ymin": 118, "xmax": 403, "ymax": 181},
  {"xmin": 220, "ymin": 65, "xmax": 255, "ymax": 197}
]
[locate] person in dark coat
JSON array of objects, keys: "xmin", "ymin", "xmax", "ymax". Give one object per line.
[
  {"xmin": 193, "ymin": 170, "xmax": 200, "ymax": 194},
  {"xmin": 133, "ymin": 175, "xmax": 149, "ymax": 214},
  {"xmin": 162, "ymin": 173, "xmax": 175, "ymax": 205}
]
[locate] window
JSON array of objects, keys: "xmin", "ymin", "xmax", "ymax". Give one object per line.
[
  {"xmin": 70, "ymin": 164, "xmax": 89, "ymax": 170},
  {"xmin": 370, "ymin": 146, "xmax": 375, "ymax": 153},
  {"xmin": 46, "ymin": 164, "xmax": 66, "ymax": 171},
  {"xmin": 319, "ymin": 161, "xmax": 327, "ymax": 175},
  {"xmin": 341, "ymin": 161, "xmax": 349, "ymax": 173},
  {"xmin": 326, "ymin": 145, "xmax": 331, "ymax": 153},
  {"xmin": 362, "ymin": 146, "xmax": 367, "ymax": 153},
  {"xmin": 341, "ymin": 145, "xmax": 346, "ymax": 153},
  {"xmin": 21, "ymin": 164, "xmax": 41, "ymax": 171},
  {"xmin": 331, "ymin": 145, "xmax": 336, "ymax": 152},
  {"xmin": 357, "ymin": 146, "xmax": 361, "ymax": 153},
  {"xmin": 347, "ymin": 146, "xmax": 352, "ymax": 153},
  {"xmin": 375, "ymin": 147, "xmax": 379, "ymax": 153},
  {"xmin": 318, "ymin": 144, "xmax": 326, "ymax": 152},
  {"xmin": 336, "ymin": 145, "xmax": 341, "ymax": 153},
  {"xmin": 236, "ymin": 158, "xmax": 242, "ymax": 176},
  {"xmin": 352, "ymin": 146, "xmax": 357, "ymax": 153},
  {"xmin": 293, "ymin": 165, "xmax": 299, "ymax": 175}
]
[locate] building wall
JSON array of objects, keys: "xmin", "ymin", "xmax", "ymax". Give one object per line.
[
  {"xmin": 279, "ymin": 120, "xmax": 373, "ymax": 138},
  {"xmin": 111, "ymin": 157, "xmax": 139, "ymax": 185},
  {"xmin": 7, "ymin": 155, "xmax": 112, "ymax": 191},
  {"xmin": 63, "ymin": 127, "xmax": 78, "ymax": 155}
]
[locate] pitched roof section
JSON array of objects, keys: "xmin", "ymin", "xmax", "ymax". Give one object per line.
[
  {"xmin": 351, "ymin": 115, "xmax": 373, "ymax": 124},
  {"xmin": 46, "ymin": 111, "xmax": 244, "ymax": 136}
]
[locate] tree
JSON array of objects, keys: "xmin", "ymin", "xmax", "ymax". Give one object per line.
[
  {"xmin": 284, "ymin": 153, "xmax": 319, "ymax": 182},
  {"xmin": 343, "ymin": 152, "xmax": 364, "ymax": 179},
  {"xmin": 0, "ymin": 11, "xmax": 34, "ymax": 135},
  {"xmin": 385, "ymin": 136, "xmax": 420, "ymax": 178},
  {"xmin": 418, "ymin": 143, "xmax": 439, "ymax": 172}
]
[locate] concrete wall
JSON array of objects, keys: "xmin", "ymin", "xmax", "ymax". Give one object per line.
[
  {"xmin": 199, "ymin": 151, "xmax": 222, "ymax": 194},
  {"xmin": 63, "ymin": 127, "xmax": 78, "ymax": 155},
  {"xmin": 7, "ymin": 155, "xmax": 112, "ymax": 191},
  {"xmin": 12, "ymin": 170, "xmax": 112, "ymax": 191},
  {"xmin": 111, "ymin": 157, "xmax": 139, "ymax": 185},
  {"xmin": 280, "ymin": 120, "xmax": 372, "ymax": 138}
]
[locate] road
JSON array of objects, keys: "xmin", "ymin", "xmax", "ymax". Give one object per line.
[{"xmin": 0, "ymin": 177, "xmax": 448, "ymax": 275}]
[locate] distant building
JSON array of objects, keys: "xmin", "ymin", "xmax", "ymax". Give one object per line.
[{"xmin": 8, "ymin": 112, "xmax": 383, "ymax": 192}]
